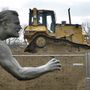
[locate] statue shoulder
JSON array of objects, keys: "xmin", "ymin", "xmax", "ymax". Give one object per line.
[{"xmin": 0, "ymin": 40, "xmax": 12, "ymax": 54}]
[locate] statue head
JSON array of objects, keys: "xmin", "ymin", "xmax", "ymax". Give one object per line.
[{"xmin": 0, "ymin": 10, "xmax": 21, "ymax": 40}]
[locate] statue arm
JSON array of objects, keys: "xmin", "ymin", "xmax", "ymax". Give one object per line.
[{"xmin": 0, "ymin": 43, "xmax": 61, "ymax": 80}]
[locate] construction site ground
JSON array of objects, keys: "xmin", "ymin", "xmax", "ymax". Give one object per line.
[{"xmin": 0, "ymin": 42, "xmax": 89, "ymax": 90}]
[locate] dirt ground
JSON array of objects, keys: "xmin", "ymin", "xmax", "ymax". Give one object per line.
[
  {"xmin": 11, "ymin": 40, "xmax": 90, "ymax": 55},
  {"xmin": 0, "ymin": 42, "xmax": 88, "ymax": 90}
]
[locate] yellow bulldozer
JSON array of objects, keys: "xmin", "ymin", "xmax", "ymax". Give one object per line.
[{"xmin": 24, "ymin": 8, "xmax": 90, "ymax": 52}]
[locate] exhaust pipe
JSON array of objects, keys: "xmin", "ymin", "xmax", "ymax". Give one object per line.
[{"xmin": 68, "ymin": 8, "xmax": 71, "ymax": 24}]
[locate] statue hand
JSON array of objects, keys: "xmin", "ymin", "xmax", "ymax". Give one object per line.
[{"xmin": 44, "ymin": 58, "xmax": 61, "ymax": 72}]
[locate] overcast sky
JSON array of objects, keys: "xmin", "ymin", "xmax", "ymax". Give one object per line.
[{"xmin": 0, "ymin": 0, "xmax": 90, "ymax": 25}]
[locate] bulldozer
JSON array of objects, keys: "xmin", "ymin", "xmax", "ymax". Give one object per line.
[{"xmin": 24, "ymin": 8, "xmax": 90, "ymax": 52}]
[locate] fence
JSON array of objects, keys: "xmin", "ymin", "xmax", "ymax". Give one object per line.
[{"xmin": 0, "ymin": 54, "xmax": 86, "ymax": 90}]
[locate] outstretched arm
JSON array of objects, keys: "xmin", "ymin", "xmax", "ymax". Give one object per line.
[{"xmin": 0, "ymin": 42, "xmax": 61, "ymax": 80}]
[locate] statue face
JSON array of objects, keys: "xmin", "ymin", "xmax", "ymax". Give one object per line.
[{"xmin": 5, "ymin": 14, "xmax": 21, "ymax": 38}]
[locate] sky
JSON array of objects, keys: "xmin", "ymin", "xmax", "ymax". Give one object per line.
[{"xmin": 0, "ymin": 0, "xmax": 90, "ymax": 25}]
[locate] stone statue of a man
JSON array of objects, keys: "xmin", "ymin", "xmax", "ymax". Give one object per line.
[{"xmin": 0, "ymin": 10, "xmax": 61, "ymax": 80}]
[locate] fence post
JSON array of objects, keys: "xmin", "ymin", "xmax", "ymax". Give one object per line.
[{"xmin": 86, "ymin": 52, "xmax": 90, "ymax": 90}]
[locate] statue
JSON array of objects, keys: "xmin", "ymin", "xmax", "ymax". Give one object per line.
[{"xmin": 0, "ymin": 10, "xmax": 61, "ymax": 80}]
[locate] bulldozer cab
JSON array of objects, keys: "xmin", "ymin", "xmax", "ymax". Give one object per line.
[{"xmin": 29, "ymin": 8, "xmax": 56, "ymax": 33}]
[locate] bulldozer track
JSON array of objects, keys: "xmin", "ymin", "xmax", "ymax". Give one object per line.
[{"xmin": 24, "ymin": 32, "xmax": 90, "ymax": 53}]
